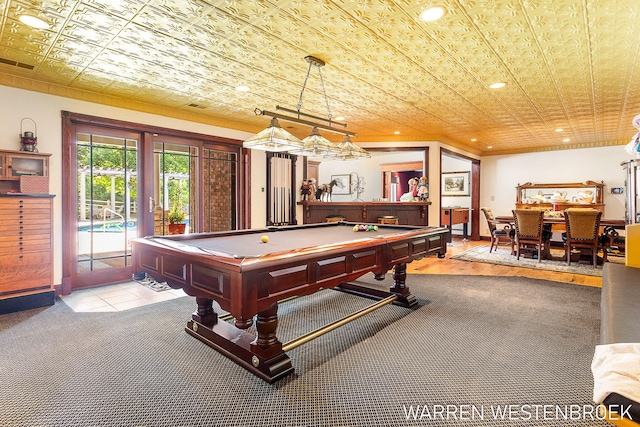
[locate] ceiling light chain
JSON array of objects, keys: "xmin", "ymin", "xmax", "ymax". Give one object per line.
[
  {"xmin": 296, "ymin": 56, "xmax": 332, "ymax": 123},
  {"xmin": 316, "ymin": 61, "xmax": 333, "ymax": 124}
]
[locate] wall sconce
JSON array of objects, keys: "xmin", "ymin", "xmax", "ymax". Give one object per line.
[{"xmin": 20, "ymin": 118, "xmax": 38, "ymax": 152}]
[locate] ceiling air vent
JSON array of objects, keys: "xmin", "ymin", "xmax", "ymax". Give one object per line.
[
  {"xmin": 187, "ymin": 103, "xmax": 206, "ymax": 109},
  {"xmin": 0, "ymin": 57, "xmax": 35, "ymax": 70}
]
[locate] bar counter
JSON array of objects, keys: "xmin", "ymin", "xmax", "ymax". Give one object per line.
[{"xmin": 297, "ymin": 201, "xmax": 431, "ymax": 226}]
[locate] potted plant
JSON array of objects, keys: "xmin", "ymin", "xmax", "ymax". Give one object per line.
[{"xmin": 167, "ymin": 203, "xmax": 186, "ymax": 235}]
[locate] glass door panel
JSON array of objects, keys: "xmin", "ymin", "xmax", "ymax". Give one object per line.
[
  {"xmin": 153, "ymin": 141, "xmax": 198, "ymax": 235},
  {"xmin": 77, "ymin": 133, "xmax": 137, "ymax": 273}
]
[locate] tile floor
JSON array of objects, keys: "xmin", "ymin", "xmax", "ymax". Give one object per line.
[{"xmin": 60, "ymin": 281, "xmax": 186, "ymax": 313}]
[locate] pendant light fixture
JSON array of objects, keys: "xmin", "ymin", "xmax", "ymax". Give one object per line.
[
  {"xmin": 332, "ymin": 135, "xmax": 371, "ymax": 160},
  {"xmin": 242, "ymin": 117, "xmax": 304, "ymax": 152},
  {"xmin": 244, "ymin": 56, "xmax": 369, "ymax": 159},
  {"xmin": 294, "ymin": 126, "xmax": 341, "ymax": 156}
]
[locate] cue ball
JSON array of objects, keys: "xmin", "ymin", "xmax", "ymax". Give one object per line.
[{"xmin": 261, "ymin": 235, "xmax": 269, "ymax": 243}]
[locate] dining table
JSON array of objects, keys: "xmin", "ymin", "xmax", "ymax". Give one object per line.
[
  {"xmin": 494, "ymin": 215, "xmax": 626, "ymax": 262},
  {"xmin": 494, "ymin": 215, "xmax": 625, "ymax": 228}
]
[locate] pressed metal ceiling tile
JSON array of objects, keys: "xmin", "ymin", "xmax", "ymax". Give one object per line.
[{"xmin": 1, "ymin": 0, "xmax": 640, "ymax": 153}]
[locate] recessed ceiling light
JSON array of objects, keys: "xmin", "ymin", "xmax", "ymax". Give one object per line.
[
  {"xmin": 489, "ymin": 82, "xmax": 506, "ymax": 89},
  {"xmin": 19, "ymin": 15, "xmax": 50, "ymax": 29},
  {"xmin": 487, "ymin": 145, "xmax": 493, "ymax": 149},
  {"xmin": 334, "ymin": 116, "xmax": 345, "ymax": 121},
  {"xmin": 419, "ymin": 6, "xmax": 446, "ymax": 22},
  {"xmin": 235, "ymin": 85, "xmax": 250, "ymax": 92},
  {"xmin": 471, "ymin": 138, "xmax": 477, "ymax": 142},
  {"xmin": 562, "ymin": 138, "xmax": 570, "ymax": 143},
  {"xmin": 394, "ymin": 131, "xmax": 400, "ymax": 135},
  {"xmin": 555, "ymin": 128, "xmax": 564, "ymax": 132}
]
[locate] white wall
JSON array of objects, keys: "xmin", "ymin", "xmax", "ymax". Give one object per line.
[
  {"xmin": 441, "ymin": 155, "xmax": 472, "ymax": 208},
  {"xmin": 480, "ymin": 146, "xmax": 630, "ymax": 236}
]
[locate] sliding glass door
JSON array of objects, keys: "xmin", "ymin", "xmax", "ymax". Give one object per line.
[
  {"xmin": 76, "ymin": 130, "xmax": 138, "ymax": 277},
  {"xmin": 62, "ymin": 112, "xmax": 246, "ymax": 293}
]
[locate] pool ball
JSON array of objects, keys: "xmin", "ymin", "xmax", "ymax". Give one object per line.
[
  {"xmin": 353, "ymin": 225, "xmax": 359, "ymax": 232},
  {"xmin": 261, "ymin": 235, "xmax": 269, "ymax": 243}
]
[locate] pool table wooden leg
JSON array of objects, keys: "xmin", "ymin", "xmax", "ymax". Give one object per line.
[
  {"xmin": 185, "ymin": 300, "xmax": 294, "ymax": 383},
  {"xmin": 192, "ymin": 297, "xmax": 217, "ymax": 326},
  {"xmin": 390, "ymin": 263, "xmax": 417, "ymax": 308},
  {"xmin": 250, "ymin": 302, "xmax": 294, "ymax": 382}
]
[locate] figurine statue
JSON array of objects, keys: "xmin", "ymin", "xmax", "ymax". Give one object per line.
[
  {"xmin": 300, "ymin": 179, "xmax": 312, "ymax": 201},
  {"xmin": 308, "ymin": 178, "xmax": 317, "ymax": 200},
  {"xmin": 408, "ymin": 177, "xmax": 418, "ymax": 200},
  {"xmin": 417, "ymin": 176, "xmax": 429, "ymax": 201}
]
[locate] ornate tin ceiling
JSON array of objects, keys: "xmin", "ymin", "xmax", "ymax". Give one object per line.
[{"xmin": 1, "ymin": 0, "xmax": 639, "ymax": 155}]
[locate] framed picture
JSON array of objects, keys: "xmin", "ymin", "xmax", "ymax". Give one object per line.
[
  {"xmin": 441, "ymin": 171, "xmax": 470, "ymax": 196},
  {"xmin": 330, "ymin": 174, "xmax": 351, "ymax": 195}
]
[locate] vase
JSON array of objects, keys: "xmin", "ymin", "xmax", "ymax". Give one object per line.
[{"xmin": 168, "ymin": 223, "xmax": 186, "ymax": 235}]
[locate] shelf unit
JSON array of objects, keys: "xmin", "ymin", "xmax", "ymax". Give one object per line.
[
  {"xmin": 0, "ymin": 148, "xmax": 51, "ymax": 193},
  {"xmin": 515, "ymin": 181, "xmax": 605, "ymax": 214}
]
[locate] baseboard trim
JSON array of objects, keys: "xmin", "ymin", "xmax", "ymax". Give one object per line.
[{"xmin": 0, "ymin": 291, "xmax": 55, "ymax": 315}]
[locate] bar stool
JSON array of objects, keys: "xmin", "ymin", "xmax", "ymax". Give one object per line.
[
  {"xmin": 325, "ymin": 215, "xmax": 345, "ymax": 223},
  {"xmin": 378, "ymin": 215, "xmax": 399, "ymax": 225}
]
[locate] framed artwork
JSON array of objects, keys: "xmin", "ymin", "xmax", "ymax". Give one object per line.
[
  {"xmin": 441, "ymin": 171, "xmax": 470, "ymax": 196},
  {"xmin": 331, "ymin": 174, "xmax": 351, "ymax": 195}
]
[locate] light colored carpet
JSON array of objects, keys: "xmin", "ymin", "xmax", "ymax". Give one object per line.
[{"xmin": 451, "ymin": 245, "xmax": 623, "ymax": 277}]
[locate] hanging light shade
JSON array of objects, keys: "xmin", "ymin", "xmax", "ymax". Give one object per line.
[
  {"xmin": 243, "ymin": 117, "xmax": 304, "ymax": 152},
  {"xmin": 331, "ymin": 135, "xmax": 371, "ymax": 160},
  {"xmin": 291, "ymin": 127, "xmax": 341, "ymax": 156}
]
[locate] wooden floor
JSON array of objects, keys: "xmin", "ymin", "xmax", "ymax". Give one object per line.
[{"xmin": 407, "ymin": 237, "xmax": 602, "ymax": 288}]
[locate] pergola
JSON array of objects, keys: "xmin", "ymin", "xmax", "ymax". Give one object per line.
[{"xmin": 78, "ymin": 166, "xmax": 189, "ymax": 221}]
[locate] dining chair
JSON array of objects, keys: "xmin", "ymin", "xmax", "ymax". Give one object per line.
[
  {"xmin": 563, "ymin": 208, "xmax": 602, "ymax": 267},
  {"xmin": 512, "ymin": 209, "xmax": 548, "ymax": 262},
  {"xmin": 481, "ymin": 207, "xmax": 514, "ymax": 253}
]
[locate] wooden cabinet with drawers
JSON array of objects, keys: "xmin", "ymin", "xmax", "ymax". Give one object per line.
[{"xmin": 0, "ymin": 194, "xmax": 55, "ymax": 313}]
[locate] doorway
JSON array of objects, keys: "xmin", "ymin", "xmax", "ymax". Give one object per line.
[{"xmin": 440, "ymin": 148, "xmax": 480, "ymax": 240}]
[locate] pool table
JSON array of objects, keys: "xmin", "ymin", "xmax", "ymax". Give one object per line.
[{"xmin": 131, "ymin": 222, "xmax": 448, "ymax": 382}]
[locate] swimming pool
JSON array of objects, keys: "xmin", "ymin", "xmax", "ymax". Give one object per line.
[{"xmin": 78, "ymin": 220, "xmax": 137, "ymax": 233}]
